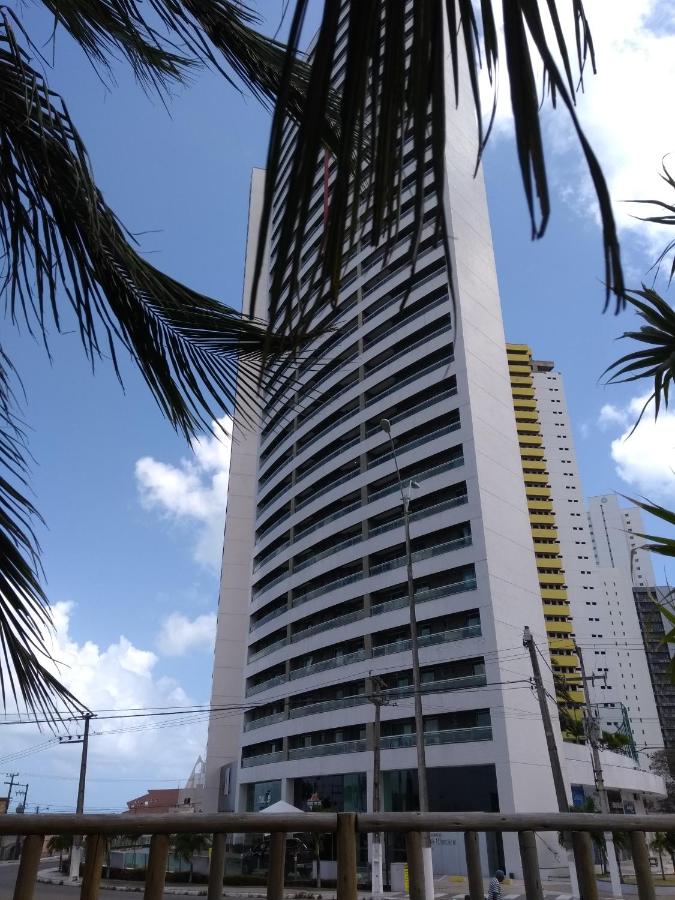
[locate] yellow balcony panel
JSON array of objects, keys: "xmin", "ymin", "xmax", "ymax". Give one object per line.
[
  {"xmin": 534, "ymin": 541, "xmax": 561, "ymax": 554},
  {"xmin": 509, "ymin": 364, "xmax": 532, "ymax": 376},
  {"xmin": 536, "ymin": 559, "xmax": 564, "ymax": 572},
  {"xmin": 549, "ymin": 637, "xmax": 576, "ymax": 651},
  {"xmin": 551, "ymin": 653, "xmax": 576, "ymax": 667},
  {"xmin": 541, "ymin": 579, "xmax": 567, "ymax": 591},
  {"xmin": 516, "ymin": 415, "xmax": 539, "ymax": 427},
  {"xmin": 567, "ymin": 690, "xmax": 585, "ymax": 704},
  {"xmin": 517, "ymin": 422, "xmax": 542, "ymax": 435},
  {"xmin": 549, "ymin": 620, "xmax": 574, "ymax": 633},
  {"xmin": 526, "ymin": 487, "xmax": 552, "ymax": 499},
  {"xmin": 541, "ymin": 588, "xmax": 568, "ymax": 601},
  {"xmin": 524, "ymin": 472, "xmax": 550, "ymax": 484},
  {"xmin": 530, "ymin": 516, "xmax": 556, "ymax": 528},
  {"xmin": 523, "ymin": 459, "xmax": 548, "ymax": 470},
  {"xmin": 519, "ymin": 434, "xmax": 543, "ymax": 445},
  {"xmin": 520, "ymin": 448, "xmax": 545, "ymax": 458},
  {"xmin": 510, "ymin": 376, "xmax": 534, "ymax": 387},
  {"xmin": 529, "ymin": 499, "xmax": 554, "ymax": 511},
  {"xmin": 531, "ymin": 525, "xmax": 557, "ymax": 536},
  {"xmin": 512, "ymin": 389, "xmax": 535, "ymax": 400},
  {"xmin": 506, "ymin": 343, "xmax": 531, "ymax": 354},
  {"xmin": 543, "ymin": 603, "xmax": 571, "ymax": 617},
  {"xmin": 514, "ymin": 398, "xmax": 538, "ymax": 409}
]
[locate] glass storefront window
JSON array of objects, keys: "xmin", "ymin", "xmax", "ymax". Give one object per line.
[{"xmin": 246, "ymin": 780, "xmax": 281, "ymax": 812}]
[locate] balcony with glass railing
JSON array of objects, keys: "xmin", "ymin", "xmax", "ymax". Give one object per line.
[
  {"xmin": 370, "ymin": 577, "xmax": 477, "ymax": 616},
  {"xmin": 241, "ymin": 750, "xmax": 285, "ymax": 768},
  {"xmin": 369, "ymin": 534, "xmax": 471, "ymax": 578},
  {"xmin": 381, "ymin": 726, "xmax": 492, "ymax": 750},
  {"xmin": 245, "ymin": 672, "xmax": 288, "ymax": 698},
  {"xmin": 288, "ymin": 739, "xmax": 367, "ymax": 760},
  {"xmin": 243, "ymin": 711, "xmax": 287, "ymax": 733},
  {"xmin": 290, "ymin": 607, "xmax": 367, "ymax": 643},
  {"xmin": 373, "ymin": 623, "xmax": 481, "ymax": 658},
  {"xmin": 248, "ymin": 635, "xmax": 289, "ymax": 664},
  {"xmin": 384, "ymin": 672, "xmax": 486, "ymax": 698},
  {"xmin": 249, "ymin": 602, "xmax": 289, "ymax": 633},
  {"xmin": 289, "ymin": 647, "xmax": 368, "ymax": 681},
  {"xmin": 289, "ymin": 693, "xmax": 367, "ymax": 719}
]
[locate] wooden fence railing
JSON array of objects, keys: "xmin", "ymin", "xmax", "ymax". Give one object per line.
[{"xmin": 2, "ymin": 810, "xmax": 674, "ymax": 900}]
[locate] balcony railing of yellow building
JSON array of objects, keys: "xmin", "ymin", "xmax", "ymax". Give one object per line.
[{"xmin": 1, "ymin": 810, "xmax": 672, "ymax": 900}]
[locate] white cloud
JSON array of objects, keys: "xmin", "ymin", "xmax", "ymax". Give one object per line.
[
  {"xmin": 2, "ymin": 602, "xmax": 206, "ymax": 811},
  {"xmin": 482, "ymin": 1, "xmax": 675, "ymax": 264},
  {"xmin": 600, "ymin": 394, "xmax": 675, "ymax": 498},
  {"xmin": 157, "ymin": 612, "xmax": 216, "ymax": 657},
  {"xmin": 135, "ymin": 416, "xmax": 232, "ymax": 569}
]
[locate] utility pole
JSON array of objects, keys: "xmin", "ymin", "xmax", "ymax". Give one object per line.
[
  {"xmin": 576, "ymin": 644, "xmax": 623, "ymax": 899},
  {"xmin": 523, "ymin": 628, "xmax": 580, "ymax": 899},
  {"xmin": 381, "ymin": 418, "xmax": 433, "ymax": 899},
  {"xmin": 63, "ymin": 713, "xmax": 93, "ymax": 880},
  {"xmin": 12, "ymin": 783, "xmax": 28, "ymax": 858},
  {"xmin": 368, "ymin": 673, "xmax": 388, "ymax": 896},
  {"xmin": 3, "ymin": 774, "xmax": 18, "ymax": 810}
]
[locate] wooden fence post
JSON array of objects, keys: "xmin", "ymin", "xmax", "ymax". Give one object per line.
[
  {"xmin": 464, "ymin": 831, "xmax": 483, "ymax": 900},
  {"xmin": 405, "ymin": 830, "xmax": 426, "ymax": 900},
  {"xmin": 208, "ymin": 832, "xmax": 227, "ymax": 900},
  {"xmin": 571, "ymin": 831, "xmax": 598, "ymax": 900},
  {"xmin": 337, "ymin": 813, "xmax": 358, "ymax": 900},
  {"xmin": 144, "ymin": 833, "xmax": 170, "ymax": 900},
  {"xmin": 12, "ymin": 834, "xmax": 44, "ymax": 900},
  {"xmin": 267, "ymin": 831, "xmax": 286, "ymax": 900},
  {"xmin": 518, "ymin": 831, "xmax": 543, "ymax": 900},
  {"xmin": 80, "ymin": 834, "xmax": 106, "ymax": 900},
  {"xmin": 630, "ymin": 831, "xmax": 656, "ymax": 900}
]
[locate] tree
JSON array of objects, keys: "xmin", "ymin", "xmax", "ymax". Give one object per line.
[
  {"xmin": 47, "ymin": 833, "xmax": 72, "ymax": 870},
  {"xmin": 6, "ymin": 0, "xmax": 673, "ymax": 717},
  {"xmin": 0, "ymin": 0, "xmax": 323, "ymax": 719},
  {"xmin": 651, "ymin": 833, "xmax": 670, "ymax": 880},
  {"xmin": 173, "ymin": 833, "xmax": 211, "ymax": 883}
]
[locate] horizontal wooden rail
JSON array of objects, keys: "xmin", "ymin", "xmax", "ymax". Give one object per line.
[{"xmin": 2, "ymin": 810, "xmax": 675, "ymax": 836}]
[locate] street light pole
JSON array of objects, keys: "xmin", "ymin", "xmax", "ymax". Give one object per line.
[{"xmin": 380, "ymin": 419, "xmax": 433, "ymax": 898}]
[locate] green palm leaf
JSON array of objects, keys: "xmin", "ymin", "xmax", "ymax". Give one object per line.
[
  {"xmin": 0, "ymin": 348, "xmax": 84, "ymax": 720},
  {"xmin": 603, "ymin": 287, "xmax": 675, "ymax": 432},
  {"xmin": 252, "ymin": 0, "xmax": 624, "ymax": 357}
]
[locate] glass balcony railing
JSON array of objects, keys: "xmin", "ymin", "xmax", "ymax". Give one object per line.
[
  {"xmin": 294, "ymin": 498, "xmax": 361, "ymax": 541},
  {"xmin": 295, "ymin": 466, "xmax": 361, "ymax": 513},
  {"xmin": 373, "ymin": 623, "xmax": 481, "ymax": 658},
  {"xmin": 241, "ymin": 750, "xmax": 285, "ymax": 768},
  {"xmin": 365, "ymin": 387, "xmax": 456, "ymax": 438},
  {"xmin": 253, "ymin": 538, "xmax": 291, "ymax": 574},
  {"xmin": 365, "ymin": 322, "xmax": 449, "ymax": 382},
  {"xmin": 288, "ymin": 739, "xmax": 367, "ymax": 760},
  {"xmin": 370, "ymin": 535, "xmax": 472, "ymax": 577},
  {"xmin": 381, "ymin": 725, "xmax": 492, "ymax": 750},
  {"xmin": 368, "ymin": 495, "xmax": 467, "ymax": 540},
  {"xmin": 289, "ymin": 693, "xmax": 367, "ymax": 719},
  {"xmin": 243, "ymin": 711, "xmax": 287, "ymax": 733},
  {"xmin": 294, "ymin": 533, "xmax": 363, "ymax": 575},
  {"xmin": 370, "ymin": 577, "xmax": 478, "ymax": 617},
  {"xmin": 249, "ymin": 603, "xmax": 288, "ymax": 633},
  {"xmin": 368, "ymin": 457, "xmax": 463, "ymax": 503},
  {"xmin": 252, "ymin": 569, "xmax": 290, "ymax": 600},
  {"xmin": 295, "ymin": 433, "xmax": 361, "ymax": 485},
  {"xmin": 384, "ymin": 672, "xmax": 486, "ymax": 699},
  {"xmin": 245, "ymin": 672, "xmax": 288, "ymax": 697},
  {"xmin": 294, "ymin": 570, "xmax": 363, "ymax": 608},
  {"xmin": 366, "ymin": 354, "xmax": 454, "ymax": 406},
  {"xmin": 289, "ymin": 648, "xmax": 368, "ymax": 681},
  {"xmin": 290, "ymin": 607, "xmax": 367, "ymax": 643},
  {"xmin": 248, "ymin": 636, "xmax": 289, "ymax": 664}
]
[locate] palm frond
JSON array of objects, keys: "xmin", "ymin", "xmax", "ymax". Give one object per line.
[
  {"xmin": 252, "ymin": 0, "xmax": 624, "ymax": 356},
  {"xmin": 603, "ymin": 287, "xmax": 675, "ymax": 431},
  {"xmin": 32, "ymin": 0, "xmax": 341, "ymax": 149},
  {"xmin": 621, "ymin": 496, "xmax": 675, "ymax": 559},
  {"xmin": 629, "ymin": 160, "xmax": 675, "ymax": 283},
  {"xmin": 1, "ymin": 14, "xmax": 293, "ymax": 439},
  {"xmin": 0, "ymin": 347, "xmax": 84, "ymax": 721}
]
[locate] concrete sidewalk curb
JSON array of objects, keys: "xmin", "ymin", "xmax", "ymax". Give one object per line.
[{"xmin": 36, "ymin": 869, "xmax": 386, "ymax": 898}]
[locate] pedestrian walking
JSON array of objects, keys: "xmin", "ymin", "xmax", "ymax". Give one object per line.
[{"xmin": 487, "ymin": 869, "xmax": 505, "ymax": 900}]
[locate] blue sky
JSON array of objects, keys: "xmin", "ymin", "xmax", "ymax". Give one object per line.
[{"xmin": 3, "ymin": 1, "xmax": 675, "ymax": 813}]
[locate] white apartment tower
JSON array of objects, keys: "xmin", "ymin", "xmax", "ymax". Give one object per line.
[
  {"xmin": 204, "ymin": 10, "xmax": 564, "ymax": 878},
  {"xmin": 511, "ymin": 351, "xmax": 664, "ymax": 765}
]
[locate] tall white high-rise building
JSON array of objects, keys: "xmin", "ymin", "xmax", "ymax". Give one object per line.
[
  {"xmin": 204, "ymin": 14, "xmax": 566, "ymax": 879},
  {"xmin": 205, "ymin": 16, "xmax": 664, "ymax": 879}
]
